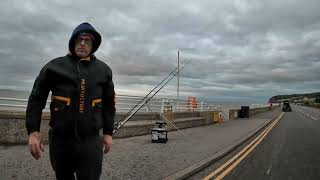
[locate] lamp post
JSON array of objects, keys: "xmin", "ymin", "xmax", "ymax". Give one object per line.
[{"xmin": 177, "ymin": 50, "xmax": 180, "ymax": 106}]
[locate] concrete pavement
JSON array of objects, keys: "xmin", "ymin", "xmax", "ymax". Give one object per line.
[{"xmin": 0, "ymin": 108, "xmax": 281, "ymax": 180}]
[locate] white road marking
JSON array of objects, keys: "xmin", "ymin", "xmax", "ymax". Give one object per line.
[{"xmin": 296, "ymin": 107, "xmax": 318, "ymax": 121}]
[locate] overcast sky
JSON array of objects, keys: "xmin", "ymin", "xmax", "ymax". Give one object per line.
[{"xmin": 0, "ymin": 0, "xmax": 319, "ymax": 103}]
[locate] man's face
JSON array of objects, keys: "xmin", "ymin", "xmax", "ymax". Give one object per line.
[{"xmin": 74, "ymin": 33, "xmax": 93, "ymax": 58}]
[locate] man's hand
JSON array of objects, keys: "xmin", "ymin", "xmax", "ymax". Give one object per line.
[
  {"xmin": 102, "ymin": 134, "xmax": 112, "ymax": 154},
  {"xmin": 28, "ymin": 131, "xmax": 44, "ymax": 160}
]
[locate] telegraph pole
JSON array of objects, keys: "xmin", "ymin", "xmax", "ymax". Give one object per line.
[{"xmin": 177, "ymin": 50, "xmax": 180, "ymax": 106}]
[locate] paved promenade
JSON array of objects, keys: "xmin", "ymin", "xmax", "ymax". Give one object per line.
[{"xmin": 0, "ymin": 108, "xmax": 280, "ymax": 180}]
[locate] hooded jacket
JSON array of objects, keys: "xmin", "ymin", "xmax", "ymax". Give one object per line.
[{"xmin": 26, "ymin": 22, "xmax": 115, "ymax": 136}]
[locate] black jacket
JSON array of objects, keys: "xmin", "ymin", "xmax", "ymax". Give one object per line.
[{"xmin": 26, "ymin": 22, "xmax": 115, "ymax": 136}]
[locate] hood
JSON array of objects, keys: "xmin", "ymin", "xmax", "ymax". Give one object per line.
[{"xmin": 68, "ymin": 22, "xmax": 102, "ymax": 56}]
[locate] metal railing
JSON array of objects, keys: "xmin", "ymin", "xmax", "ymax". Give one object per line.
[
  {"xmin": 0, "ymin": 95, "xmax": 225, "ymax": 113},
  {"xmin": 0, "ymin": 95, "xmax": 272, "ymax": 120}
]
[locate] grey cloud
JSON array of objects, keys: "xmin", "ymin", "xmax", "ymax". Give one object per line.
[{"xmin": 0, "ymin": 0, "xmax": 319, "ymax": 103}]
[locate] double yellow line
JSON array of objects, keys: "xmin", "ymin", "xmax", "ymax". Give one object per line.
[{"xmin": 203, "ymin": 112, "xmax": 285, "ymax": 180}]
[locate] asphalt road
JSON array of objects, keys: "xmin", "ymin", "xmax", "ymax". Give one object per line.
[{"xmin": 222, "ymin": 105, "xmax": 320, "ymax": 180}]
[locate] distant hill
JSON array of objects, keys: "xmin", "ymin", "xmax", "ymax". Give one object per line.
[{"xmin": 269, "ymin": 92, "xmax": 320, "ymax": 103}]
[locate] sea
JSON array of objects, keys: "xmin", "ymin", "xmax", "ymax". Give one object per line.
[{"xmin": 0, "ymin": 89, "xmax": 269, "ymax": 119}]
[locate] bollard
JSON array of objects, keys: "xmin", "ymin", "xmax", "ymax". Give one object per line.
[
  {"xmin": 161, "ymin": 100, "xmax": 165, "ymax": 113},
  {"xmin": 200, "ymin": 102, "xmax": 204, "ymax": 112}
]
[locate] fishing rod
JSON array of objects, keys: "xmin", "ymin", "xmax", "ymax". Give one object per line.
[
  {"xmin": 99, "ymin": 50, "xmax": 178, "ymax": 125},
  {"xmin": 113, "ymin": 60, "xmax": 191, "ymax": 134},
  {"xmin": 145, "ymin": 61, "xmax": 189, "ymax": 104},
  {"xmin": 114, "ymin": 65, "xmax": 179, "ymax": 127},
  {"xmin": 113, "ymin": 61, "xmax": 189, "ymax": 134}
]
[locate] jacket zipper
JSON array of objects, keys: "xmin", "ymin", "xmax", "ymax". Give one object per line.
[{"xmin": 75, "ymin": 60, "xmax": 81, "ymax": 141}]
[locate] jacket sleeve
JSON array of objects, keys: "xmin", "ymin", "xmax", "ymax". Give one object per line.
[
  {"xmin": 25, "ymin": 65, "xmax": 51, "ymax": 135},
  {"xmin": 102, "ymin": 70, "xmax": 116, "ymax": 135}
]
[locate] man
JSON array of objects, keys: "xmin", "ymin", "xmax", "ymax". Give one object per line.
[{"xmin": 26, "ymin": 22, "xmax": 115, "ymax": 180}]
